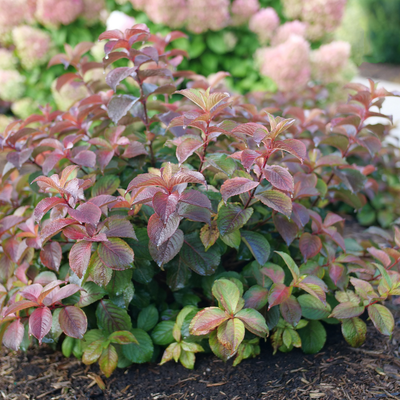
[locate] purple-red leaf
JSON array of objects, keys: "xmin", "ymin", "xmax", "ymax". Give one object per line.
[
  {"xmin": 220, "ymin": 177, "xmax": 259, "ymax": 203},
  {"xmin": 40, "ymin": 242, "xmax": 62, "ymax": 272},
  {"xmin": 59, "ymin": 306, "xmax": 87, "ymax": 339},
  {"xmin": 68, "ymin": 203, "xmax": 102, "ymax": 226},
  {"xmin": 40, "ymin": 218, "xmax": 76, "ymax": 244},
  {"xmin": 273, "ymin": 214, "xmax": 298, "ymax": 246},
  {"xmin": 2, "ymin": 319, "xmax": 25, "ymax": 350},
  {"xmin": 97, "ymin": 238, "xmax": 134, "ymax": 270},
  {"xmin": 152, "ymin": 192, "xmax": 180, "ymax": 223},
  {"xmin": 256, "ymin": 190, "xmax": 292, "ymax": 217},
  {"xmin": 299, "ymin": 233, "xmax": 322, "ymax": 261},
  {"xmin": 149, "ymin": 229, "xmax": 184, "ymax": 267},
  {"xmin": 69, "ymin": 241, "xmax": 92, "ymax": 278},
  {"xmin": 263, "ymin": 165, "xmax": 294, "ymax": 192},
  {"xmin": 268, "ymin": 283, "xmax": 291, "ymax": 309},
  {"xmin": 29, "ymin": 306, "xmax": 52, "ymax": 344},
  {"xmin": 176, "ymin": 138, "xmax": 203, "ymax": 164},
  {"xmin": 34, "ymin": 197, "xmax": 66, "ymax": 222}
]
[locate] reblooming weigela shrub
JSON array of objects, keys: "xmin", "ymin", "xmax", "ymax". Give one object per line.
[{"xmin": 1, "ymin": 23, "xmax": 400, "ymax": 376}]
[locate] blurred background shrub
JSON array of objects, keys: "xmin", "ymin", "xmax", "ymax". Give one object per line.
[{"xmin": 0, "ymin": 0, "xmax": 395, "ymax": 124}]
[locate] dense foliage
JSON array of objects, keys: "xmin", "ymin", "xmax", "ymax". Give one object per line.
[
  {"xmin": 0, "ymin": 0, "xmax": 352, "ymax": 127},
  {"xmin": 1, "ymin": 22, "xmax": 400, "ymax": 378}
]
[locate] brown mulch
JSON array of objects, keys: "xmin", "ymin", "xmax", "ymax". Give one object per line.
[{"xmin": 1, "ymin": 320, "xmax": 400, "ymax": 400}]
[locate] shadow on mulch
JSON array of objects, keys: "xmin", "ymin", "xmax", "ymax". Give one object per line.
[{"xmin": 1, "ymin": 321, "xmax": 400, "ymax": 400}]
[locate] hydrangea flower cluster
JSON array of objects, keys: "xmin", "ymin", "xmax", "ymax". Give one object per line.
[
  {"xmin": 271, "ymin": 20, "xmax": 307, "ymax": 46},
  {"xmin": 311, "ymin": 40, "xmax": 351, "ymax": 83},
  {"xmin": 230, "ymin": 0, "xmax": 259, "ymax": 26},
  {"xmin": 186, "ymin": 0, "xmax": 230, "ymax": 33},
  {"xmin": 12, "ymin": 25, "xmax": 52, "ymax": 69},
  {"xmin": 281, "ymin": 0, "xmax": 348, "ymax": 40},
  {"xmin": 249, "ymin": 8, "xmax": 280, "ymax": 44},
  {"xmin": 0, "ymin": 48, "xmax": 17, "ymax": 70},
  {"xmin": 35, "ymin": 0, "xmax": 83, "ymax": 27},
  {"xmin": 257, "ymin": 34, "xmax": 310, "ymax": 92},
  {"xmin": 81, "ymin": 0, "xmax": 106, "ymax": 25},
  {"xmin": 0, "ymin": 0, "xmax": 30, "ymax": 34},
  {"xmin": 0, "ymin": 70, "xmax": 25, "ymax": 102}
]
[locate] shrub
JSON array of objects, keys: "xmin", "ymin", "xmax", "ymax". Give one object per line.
[{"xmin": 0, "ymin": 22, "xmax": 399, "ymax": 377}]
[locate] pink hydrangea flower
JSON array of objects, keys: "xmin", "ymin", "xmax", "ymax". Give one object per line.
[
  {"xmin": 271, "ymin": 20, "xmax": 307, "ymax": 46},
  {"xmin": 281, "ymin": 0, "xmax": 347, "ymax": 40},
  {"xmin": 231, "ymin": 0, "xmax": 259, "ymax": 26},
  {"xmin": 186, "ymin": 0, "xmax": 230, "ymax": 33},
  {"xmin": 35, "ymin": 0, "xmax": 83, "ymax": 27},
  {"xmin": 302, "ymin": 0, "xmax": 347, "ymax": 40},
  {"xmin": 129, "ymin": 0, "xmax": 147, "ymax": 10},
  {"xmin": 0, "ymin": 69, "xmax": 25, "ymax": 101},
  {"xmin": 249, "ymin": 8, "xmax": 280, "ymax": 44},
  {"xmin": 12, "ymin": 25, "xmax": 52, "ymax": 69},
  {"xmin": 257, "ymin": 34, "xmax": 310, "ymax": 92},
  {"xmin": 0, "ymin": 0, "xmax": 29, "ymax": 33},
  {"xmin": 0, "ymin": 48, "xmax": 17, "ymax": 70},
  {"xmin": 81, "ymin": 0, "xmax": 106, "ymax": 24},
  {"xmin": 281, "ymin": 0, "xmax": 303, "ymax": 19},
  {"xmin": 106, "ymin": 11, "xmax": 135, "ymax": 32},
  {"xmin": 311, "ymin": 40, "xmax": 351, "ymax": 83},
  {"xmin": 146, "ymin": 0, "xmax": 188, "ymax": 28}
]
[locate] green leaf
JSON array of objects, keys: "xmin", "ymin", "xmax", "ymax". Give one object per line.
[
  {"xmin": 151, "ymin": 320, "xmax": 175, "ymax": 346},
  {"xmin": 180, "ymin": 232, "xmax": 221, "ymax": 276},
  {"xmin": 105, "ymin": 270, "xmax": 133, "ymax": 297},
  {"xmin": 96, "ymin": 300, "xmax": 132, "ymax": 336},
  {"xmin": 206, "ymin": 153, "xmax": 236, "ymax": 176},
  {"xmin": 76, "ymin": 282, "xmax": 107, "ymax": 308},
  {"xmin": 123, "ymin": 328, "xmax": 154, "ymax": 364},
  {"xmin": 92, "ymin": 175, "xmax": 120, "ymax": 197},
  {"xmin": 189, "ymin": 307, "xmax": 229, "ymax": 335},
  {"xmin": 255, "ymin": 190, "xmax": 292, "ymax": 217},
  {"xmin": 341, "ymin": 317, "xmax": 367, "ymax": 347},
  {"xmin": 86, "ymin": 251, "xmax": 113, "ymax": 287},
  {"xmin": 212, "ymin": 278, "xmax": 241, "ymax": 315},
  {"xmin": 137, "ymin": 305, "xmax": 159, "ymax": 332},
  {"xmin": 329, "ymin": 302, "xmax": 365, "ymax": 319},
  {"xmin": 217, "ymin": 204, "xmax": 253, "ymax": 236},
  {"xmin": 241, "ymin": 231, "xmax": 270, "ymax": 265},
  {"xmin": 99, "ymin": 344, "xmax": 118, "ymax": 378},
  {"xmin": 275, "ymin": 251, "xmax": 300, "ymax": 280},
  {"xmin": 220, "ymin": 229, "xmax": 241, "ymax": 249},
  {"xmin": 298, "ymin": 294, "xmax": 331, "ymax": 320},
  {"xmin": 132, "ymin": 260, "xmax": 155, "ymax": 284},
  {"xmin": 298, "ymin": 320, "xmax": 326, "ymax": 354},
  {"xmin": 179, "ymin": 349, "xmax": 196, "ymax": 369},
  {"xmin": 334, "ymin": 168, "xmax": 367, "ymax": 193},
  {"xmin": 81, "ymin": 329, "xmax": 105, "ymax": 352},
  {"xmin": 217, "ymin": 318, "xmax": 245, "ymax": 354},
  {"xmin": 235, "ymin": 308, "xmax": 269, "ymax": 337},
  {"xmin": 127, "ymin": 228, "xmax": 151, "ymax": 260},
  {"xmin": 368, "ymin": 304, "xmax": 394, "ymax": 336},
  {"xmin": 209, "ymin": 330, "xmax": 231, "ymax": 362},
  {"xmin": 108, "ymin": 330, "xmax": 138, "ymax": 345},
  {"xmin": 82, "ymin": 339, "xmax": 104, "ymax": 365}
]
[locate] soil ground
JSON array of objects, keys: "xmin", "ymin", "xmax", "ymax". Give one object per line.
[{"xmin": 1, "ymin": 319, "xmax": 400, "ymax": 400}]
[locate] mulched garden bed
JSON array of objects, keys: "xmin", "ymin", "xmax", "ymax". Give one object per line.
[{"xmin": 1, "ymin": 318, "xmax": 400, "ymax": 400}]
